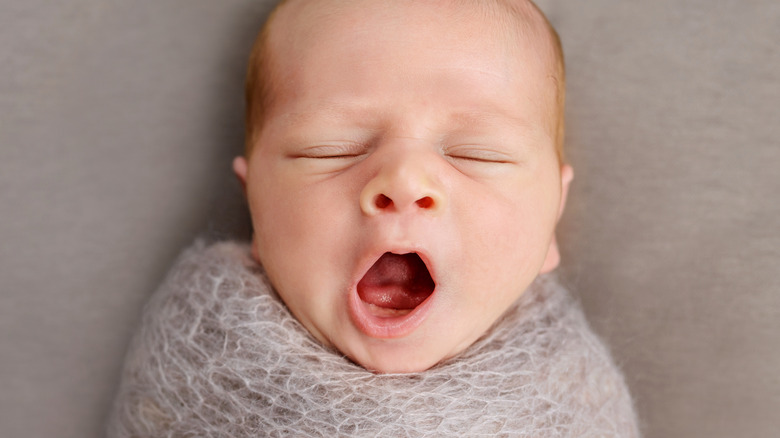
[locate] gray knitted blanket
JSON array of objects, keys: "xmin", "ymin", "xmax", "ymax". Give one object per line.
[{"xmin": 108, "ymin": 241, "xmax": 639, "ymax": 437}]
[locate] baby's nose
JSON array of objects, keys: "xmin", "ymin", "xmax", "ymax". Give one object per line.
[{"xmin": 359, "ymin": 152, "xmax": 446, "ymax": 216}]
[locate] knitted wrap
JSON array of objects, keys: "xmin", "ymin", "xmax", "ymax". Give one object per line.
[{"xmin": 108, "ymin": 241, "xmax": 639, "ymax": 437}]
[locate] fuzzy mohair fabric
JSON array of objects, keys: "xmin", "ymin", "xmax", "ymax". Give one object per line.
[{"xmin": 108, "ymin": 241, "xmax": 640, "ymax": 437}]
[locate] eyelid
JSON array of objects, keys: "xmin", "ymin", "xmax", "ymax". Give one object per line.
[
  {"xmin": 444, "ymin": 146, "xmax": 515, "ymax": 164},
  {"xmin": 290, "ymin": 142, "xmax": 368, "ymax": 159}
]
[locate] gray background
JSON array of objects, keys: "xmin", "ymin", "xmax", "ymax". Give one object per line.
[{"xmin": 1, "ymin": 1, "xmax": 778, "ymax": 437}]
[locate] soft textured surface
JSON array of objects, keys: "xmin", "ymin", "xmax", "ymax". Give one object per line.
[
  {"xmin": 109, "ymin": 241, "xmax": 638, "ymax": 437},
  {"xmin": 3, "ymin": 1, "xmax": 779, "ymax": 437}
]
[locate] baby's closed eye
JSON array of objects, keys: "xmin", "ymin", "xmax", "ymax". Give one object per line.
[
  {"xmin": 444, "ymin": 145, "xmax": 516, "ymax": 164},
  {"xmin": 289, "ymin": 142, "xmax": 369, "ymax": 160}
]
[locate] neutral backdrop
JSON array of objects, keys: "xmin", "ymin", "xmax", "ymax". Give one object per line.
[{"xmin": 1, "ymin": 1, "xmax": 778, "ymax": 437}]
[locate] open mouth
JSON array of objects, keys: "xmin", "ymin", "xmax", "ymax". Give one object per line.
[{"xmin": 356, "ymin": 252, "xmax": 435, "ymax": 318}]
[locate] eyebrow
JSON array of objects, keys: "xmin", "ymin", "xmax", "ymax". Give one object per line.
[
  {"xmin": 277, "ymin": 101, "xmax": 532, "ymax": 132},
  {"xmin": 447, "ymin": 110, "xmax": 531, "ymax": 131},
  {"xmin": 276, "ymin": 102, "xmax": 385, "ymax": 128}
]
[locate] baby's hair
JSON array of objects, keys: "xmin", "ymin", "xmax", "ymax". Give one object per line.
[{"xmin": 244, "ymin": 0, "xmax": 566, "ymax": 161}]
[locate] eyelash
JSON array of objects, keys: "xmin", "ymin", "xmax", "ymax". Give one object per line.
[
  {"xmin": 448, "ymin": 155, "xmax": 511, "ymax": 164},
  {"xmin": 292, "ymin": 144, "xmax": 367, "ymax": 160},
  {"xmin": 300, "ymin": 153, "xmax": 362, "ymax": 159},
  {"xmin": 290, "ymin": 143, "xmax": 514, "ymax": 167},
  {"xmin": 445, "ymin": 148, "xmax": 513, "ymax": 164}
]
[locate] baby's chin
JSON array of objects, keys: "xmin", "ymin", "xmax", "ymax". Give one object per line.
[
  {"xmin": 335, "ymin": 319, "xmax": 485, "ymax": 374},
  {"xmin": 342, "ymin": 339, "xmax": 459, "ymax": 374}
]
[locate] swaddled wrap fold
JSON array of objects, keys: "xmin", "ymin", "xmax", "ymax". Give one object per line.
[{"xmin": 108, "ymin": 241, "xmax": 639, "ymax": 437}]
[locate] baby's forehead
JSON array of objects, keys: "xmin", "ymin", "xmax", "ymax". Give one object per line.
[
  {"xmin": 266, "ymin": 0, "xmax": 561, "ymax": 93},
  {"xmin": 248, "ymin": 0, "xmax": 564, "ymax": 156},
  {"xmin": 271, "ymin": 0, "xmax": 553, "ymax": 49}
]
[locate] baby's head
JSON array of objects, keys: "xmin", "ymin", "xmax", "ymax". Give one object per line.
[{"xmin": 234, "ymin": 0, "xmax": 573, "ymax": 373}]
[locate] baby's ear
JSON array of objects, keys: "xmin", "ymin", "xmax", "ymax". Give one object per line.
[
  {"xmin": 557, "ymin": 164, "xmax": 574, "ymax": 221},
  {"xmin": 540, "ymin": 164, "xmax": 574, "ymax": 274},
  {"xmin": 233, "ymin": 156, "xmax": 249, "ymax": 195}
]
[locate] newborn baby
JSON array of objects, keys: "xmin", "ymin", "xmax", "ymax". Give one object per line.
[{"xmin": 109, "ymin": 0, "xmax": 639, "ymax": 435}]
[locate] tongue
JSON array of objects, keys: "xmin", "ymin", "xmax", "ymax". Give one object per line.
[{"xmin": 357, "ymin": 253, "xmax": 434, "ymax": 310}]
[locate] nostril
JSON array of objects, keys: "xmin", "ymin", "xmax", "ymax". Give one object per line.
[
  {"xmin": 416, "ymin": 196, "xmax": 434, "ymax": 209},
  {"xmin": 374, "ymin": 194, "xmax": 393, "ymax": 209}
]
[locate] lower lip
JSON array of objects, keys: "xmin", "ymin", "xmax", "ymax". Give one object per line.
[{"xmin": 347, "ymin": 286, "xmax": 435, "ymax": 339}]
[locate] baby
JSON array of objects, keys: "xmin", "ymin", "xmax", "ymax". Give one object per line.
[
  {"xmin": 233, "ymin": 0, "xmax": 571, "ymax": 375},
  {"xmin": 110, "ymin": 0, "xmax": 639, "ymax": 436}
]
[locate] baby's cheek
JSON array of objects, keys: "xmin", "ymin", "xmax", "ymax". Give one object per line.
[{"xmin": 460, "ymin": 192, "xmax": 548, "ymax": 285}]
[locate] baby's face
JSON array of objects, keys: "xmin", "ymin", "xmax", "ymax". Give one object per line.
[{"xmin": 235, "ymin": 0, "xmax": 572, "ymax": 373}]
